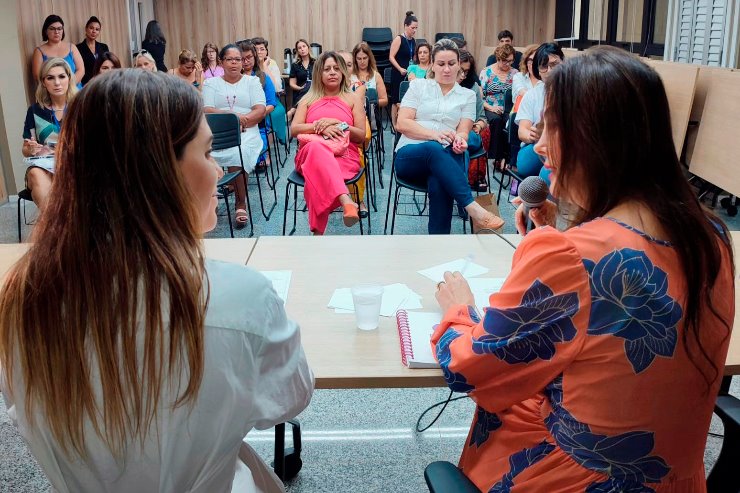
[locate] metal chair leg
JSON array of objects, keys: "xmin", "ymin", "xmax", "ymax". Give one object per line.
[
  {"xmin": 222, "ymin": 187, "xmax": 234, "ymax": 238},
  {"xmin": 282, "ymin": 180, "xmax": 291, "ymax": 236},
  {"xmin": 17, "ymin": 196, "xmax": 22, "ymax": 243}
]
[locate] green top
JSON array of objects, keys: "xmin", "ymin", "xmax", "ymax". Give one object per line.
[{"xmin": 407, "ymin": 64, "xmax": 428, "ymax": 79}]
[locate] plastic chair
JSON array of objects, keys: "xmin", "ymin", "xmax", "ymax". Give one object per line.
[
  {"xmin": 707, "ymin": 376, "xmax": 740, "ymax": 492},
  {"xmin": 215, "ymin": 171, "xmax": 242, "ymax": 238},
  {"xmin": 282, "ymin": 147, "xmax": 369, "ymax": 236},
  {"xmin": 435, "ymin": 32, "xmax": 464, "ymax": 42},
  {"xmin": 362, "ymin": 27, "xmax": 393, "ymax": 45},
  {"xmin": 424, "ymin": 461, "xmax": 481, "ymax": 493},
  {"xmin": 206, "ymin": 113, "xmax": 260, "ymax": 236}
]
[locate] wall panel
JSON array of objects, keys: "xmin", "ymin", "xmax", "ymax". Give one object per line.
[{"xmin": 155, "ymin": 0, "xmax": 556, "ymax": 73}]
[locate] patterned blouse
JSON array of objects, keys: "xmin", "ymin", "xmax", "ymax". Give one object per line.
[
  {"xmin": 432, "ymin": 218, "xmax": 734, "ymax": 492},
  {"xmin": 478, "ymin": 66, "xmax": 517, "ymax": 108}
]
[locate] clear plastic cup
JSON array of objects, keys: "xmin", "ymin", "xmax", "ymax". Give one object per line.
[{"xmin": 351, "ymin": 284, "xmax": 384, "ymax": 331}]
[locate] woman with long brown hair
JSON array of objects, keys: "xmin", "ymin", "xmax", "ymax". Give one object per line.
[
  {"xmin": 432, "ymin": 46, "xmax": 734, "ymax": 492},
  {"xmin": 1, "ymin": 69, "xmax": 313, "ymax": 492}
]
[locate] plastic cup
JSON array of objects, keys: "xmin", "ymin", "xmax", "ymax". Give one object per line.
[{"xmin": 351, "ymin": 284, "xmax": 384, "ymax": 331}]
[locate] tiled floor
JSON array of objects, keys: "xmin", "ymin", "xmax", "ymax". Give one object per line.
[{"xmin": 1, "ymin": 125, "xmax": 739, "ymax": 492}]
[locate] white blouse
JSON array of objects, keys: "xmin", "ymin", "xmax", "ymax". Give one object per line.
[
  {"xmin": 396, "ymin": 78, "xmax": 476, "ymax": 151},
  {"xmin": 2, "ymin": 258, "xmax": 314, "ymax": 493},
  {"xmin": 203, "ymin": 76, "xmax": 266, "ymax": 173},
  {"xmin": 511, "ymin": 72, "xmax": 536, "ymax": 100}
]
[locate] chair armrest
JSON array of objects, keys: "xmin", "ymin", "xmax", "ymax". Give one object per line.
[{"xmin": 424, "ymin": 461, "xmax": 481, "ymax": 493}]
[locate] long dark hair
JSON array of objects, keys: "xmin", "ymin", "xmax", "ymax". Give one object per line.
[
  {"xmin": 0, "ymin": 69, "xmax": 207, "ymax": 457},
  {"xmin": 144, "ymin": 20, "xmax": 166, "ymax": 44},
  {"xmin": 459, "ymin": 51, "xmax": 478, "ymax": 89},
  {"xmin": 238, "ymin": 41, "xmax": 265, "ymax": 86},
  {"xmin": 92, "ymin": 51, "xmax": 122, "ymax": 76},
  {"xmin": 545, "ymin": 46, "xmax": 733, "ymax": 388}
]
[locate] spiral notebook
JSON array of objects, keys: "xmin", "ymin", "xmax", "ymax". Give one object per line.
[{"xmin": 396, "ymin": 310, "xmax": 442, "ymax": 369}]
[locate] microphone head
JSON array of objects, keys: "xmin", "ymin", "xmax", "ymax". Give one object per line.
[{"xmin": 518, "ymin": 176, "xmax": 549, "ymax": 209}]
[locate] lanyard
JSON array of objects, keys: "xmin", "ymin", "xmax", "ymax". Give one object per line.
[{"xmin": 405, "ymin": 36, "xmax": 414, "ymax": 60}]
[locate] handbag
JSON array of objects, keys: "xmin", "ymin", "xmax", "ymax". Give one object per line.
[{"xmin": 297, "ymin": 131, "xmax": 349, "ymax": 156}]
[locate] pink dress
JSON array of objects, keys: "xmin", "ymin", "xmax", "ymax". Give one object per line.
[{"xmin": 295, "ymin": 96, "xmax": 360, "ymax": 234}]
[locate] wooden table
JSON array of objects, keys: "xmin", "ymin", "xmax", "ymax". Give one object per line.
[
  {"xmin": 247, "ymin": 234, "xmax": 521, "ymax": 388},
  {"xmin": 0, "ymin": 238, "xmax": 256, "ymax": 282},
  {"xmin": 247, "ymin": 233, "xmax": 740, "ymax": 387}
]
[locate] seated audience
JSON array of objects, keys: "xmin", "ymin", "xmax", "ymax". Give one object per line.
[
  {"xmin": 1, "ymin": 68, "xmax": 313, "ymax": 493},
  {"xmin": 395, "ymin": 39, "xmax": 504, "ymax": 234},
  {"xmin": 240, "ymin": 41, "xmax": 277, "ymax": 170},
  {"xmin": 169, "ymin": 50, "xmax": 203, "ymax": 90},
  {"xmin": 134, "ymin": 50, "xmax": 157, "ymax": 71},
  {"xmin": 479, "ymin": 44, "xmax": 517, "ymax": 163},
  {"xmin": 516, "ymin": 43, "xmax": 564, "ymax": 183},
  {"xmin": 458, "ymin": 51, "xmax": 489, "ymax": 190},
  {"xmin": 406, "ymin": 42, "xmax": 431, "ymax": 81},
  {"xmin": 252, "ymin": 37, "xmax": 283, "ymax": 93},
  {"xmin": 92, "ymin": 51, "xmax": 121, "ymax": 77},
  {"xmin": 32, "ymin": 15, "xmax": 84, "ymax": 88},
  {"xmin": 432, "ymin": 45, "xmax": 733, "ymax": 493},
  {"xmin": 290, "ymin": 51, "xmax": 366, "ymax": 235},
  {"xmin": 203, "ymin": 44, "xmax": 266, "ymax": 230},
  {"xmin": 486, "ymin": 29, "xmax": 522, "ymax": 69},
  {"xmin": 201, "ymin": 42, "xmax": 223, "ymax": 80},
  {"xmin": 76, "ymin": 16, "xmax": 108, "ymax": 86},
  {"xmin": 511, "ymin": 44, "xmax": 539, "ymax": 106},
  {"xmin": 287, "ymin": 38, "xmax": 315, "ymax": 121},
  {"xmin": 351, "ymin": 42, "xmax": 389, "ymax": 108},
  {"xmin": 21, "ymin": 58, "xmax": 77, "ymax": 210},
  {"xmin": 141, "ymin": 20, "xmax": 167, "ymax": 72}
]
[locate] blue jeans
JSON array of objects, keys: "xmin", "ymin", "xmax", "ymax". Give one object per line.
[
  {"xmin": 395, "ymin": 141, "xmax": 473, "ymax": 234},
  {"xmin": 516, "ymin": 144, "xmax": 551, "ymax": 185}
]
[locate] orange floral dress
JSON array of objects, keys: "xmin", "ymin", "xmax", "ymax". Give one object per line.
[{"xmin": 431, "ymin": 218, "xmax": 734, "ymax": 492}]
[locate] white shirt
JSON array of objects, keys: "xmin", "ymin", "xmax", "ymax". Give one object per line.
[
  {"xmin": 1, "ymin": 258, "xmax": 314, "ymax": 493},
  {"xmin": 515, "ymin": 81, "xmax": 545, "ymax": 126},
  {"xmin": 396, "ymin": 78, "xmax": 476, "ymax": 151},
  {"xmin": 203, "ymin": 76, "xmax": 266, "ymax": 172},
  {"xmin": 511, "ymin": 72, "xmax": 536, "ymax": 100}
]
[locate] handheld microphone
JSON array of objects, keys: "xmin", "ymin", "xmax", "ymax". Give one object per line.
[{"xmin": 518, "ymin": 176, "xmax": 549, "ymax": 215}]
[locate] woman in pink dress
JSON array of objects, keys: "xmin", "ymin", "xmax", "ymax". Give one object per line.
[{"xmin": 290, "ymin": 51, "xmax": 366, "ymax": 234}]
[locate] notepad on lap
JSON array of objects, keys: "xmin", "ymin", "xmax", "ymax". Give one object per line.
[{"xmin": 396, "ymin": 310, "xmax": 442, "ymax": 368}]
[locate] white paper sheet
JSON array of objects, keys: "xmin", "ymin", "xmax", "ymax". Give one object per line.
[
  {"xmin": 329, "ymin": 283, "xmax": 423, "ymax": 317},
  {"xmin": 259, "ymin": 270, "xmax": 292, "ymax": 304},
  {"xmin": 467, "ymin": 277, "xmax": 507, "ymax": 312},
  {"xmin": 417, "ymin": 258, "xmax": 489, "ymax": 282}
]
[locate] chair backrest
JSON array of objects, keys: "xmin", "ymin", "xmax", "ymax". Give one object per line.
[
  {"xmin": 206, "ymin": 113, "xmax": 241, "ymax": 151},
  {"xmin": 383, "ymin": 67, "xmax": 392, "ymax": 84},
  {"xmin": 399, "ymin": 80, "xmax": 410, "ymax": 102},
  {"xmin": 435, "ymin": 32, "xmax": 464, "ymax": 42},
  {"xmin": 362, "ymin": 27, "xmax": 393, "ymax": 44},
  {"xmin": 365, "ymin": 87, "xmax": 379, "ymax": 104},
  {"xmin": 508, "ymin": 112, "xmax": 520, "ymax": 147},
  {"xmin": 503, "ymin": 87, "xmax": 514, "ymax": 114},
  {"xmin": 415, "ymin": 38, "xmax": 428, "ymax": 47}
]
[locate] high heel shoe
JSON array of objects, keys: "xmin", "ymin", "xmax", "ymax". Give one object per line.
[
  {"xmin": 342, "ymin": 202, "xmax": 359, "ymax": 227},
  {"xmin": 473, "ymin": 213, "xmax": 505, "ymax": 233}
]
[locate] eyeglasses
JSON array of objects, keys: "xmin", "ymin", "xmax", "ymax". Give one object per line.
[
  {"xmin": 499, "ymin": 58, "xmax": 515, "ymax": 65},
  {"xmin": 223, "ymin": 57, "xmax": 243, "ymax": 63},
  {"xmin": 539, "ymin": 61, "xmax": 561, "ymax": 72},
  {"xmin": 47, "ymin": 26, "xmax": 64, "ymax": 32}
]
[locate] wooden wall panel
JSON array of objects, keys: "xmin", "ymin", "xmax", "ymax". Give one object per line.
[
  {"xmin": 155, "ymin": 0, "xmax": 556, "ymax": 72},
  {"xmin": 17, "ymin": 0, "xmax": 131, "ymax": 103}
]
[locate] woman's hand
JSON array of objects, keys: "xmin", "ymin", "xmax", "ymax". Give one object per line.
[
  {"xmin": 527, "ymin": 124, "xmax": 542, "ymax": 143},
  {"xmin": 435, "ymin": 271, "xmax": 475, "ymax": 313},
  {"xmin": 321, "ymin": 124, "xmax": 345, "ymax": 140},
  {"xmin": 512, "ymin": 197, "xmax": 558, "ymax": 235},
  {"xmin": 194, "ymin": 61, "xmax": 203, "ymax": 76},
  {"xmin": 492, "ymin": 105, "xmax": 504, "ymax": 115},
  {"xmin": 238, "ymin": 114, "xmax": 250, "ymax": 131},
  {"xmin": 452, "ymin": 134, "xmax": 468, "ymax": 154},
  {"xmin": 22, "ymin": 138, "xmax": 45, "ymax": 157},
  {"xmin": 400, "ymin": 68, "xmax": 408, "ymax": 76},
  {"xmin": 313, "ymin": 118, "xmax": 342, "ymax": 135},
  {"xmin": 431, "ymin": 129, "xmax": 456, "ymax": 147}
]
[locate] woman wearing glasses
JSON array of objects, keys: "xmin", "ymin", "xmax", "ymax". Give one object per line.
[
  {"xmin": 515, "ymin": 43, "xmax": 564, "ymax": 183},
  {"xmin": 32, "ymin": 15, "xmax": 84, "ymax": 87},
  {"xmin": 511, "ymin": 44, "xmax": 540, "ymax": 106},
  {"xmin": 201, "ymin": 43, "xmax": 223, "ymax": 80},
  {"xmin": 203, "ymin": 44, "xmax": 266, "ymax": 229},
  {"xmin": 479, "ymin": 44, "xmax": 517, "ymax": 165}
]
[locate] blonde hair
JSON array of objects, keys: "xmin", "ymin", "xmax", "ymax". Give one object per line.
[
  {"xmin": 178, "ymin": 49, "xmax": 197, "ymax": 65},
  {"xmin": 302, "ymin": 51, "xmax": 352, "ymax": 106},
  {"xmin": 35, "ymin": 58, "xmax": 77, "ymax": 107},
  {"xmin": 134, "ymin": 51, "xmax": 157, "ymax": 71},
  {"xmin": 519, "ymin": 44, "xmax": 539, "ymax": 73}
]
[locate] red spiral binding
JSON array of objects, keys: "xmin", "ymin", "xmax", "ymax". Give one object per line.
[{"xmin": 396, "ymin": 309, "xmax": 414, "ymax": 367}]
